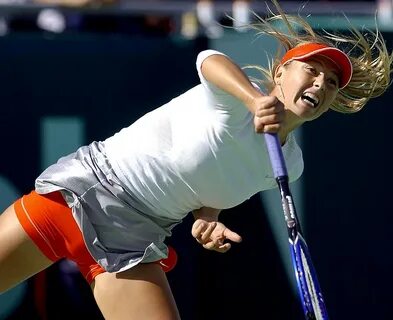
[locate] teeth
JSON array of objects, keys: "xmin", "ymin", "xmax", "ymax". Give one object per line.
[{"xmin": 302, "ymin": 93, "xmax": 319, "ymax": 108}]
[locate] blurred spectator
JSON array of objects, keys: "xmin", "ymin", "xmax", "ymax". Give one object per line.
[
  {"xmin": 195, "ymin": 0, "xmax": 251, "ymax": 38},
  {"xmin": 33, "ymin": 0, "xmax": 115, "ymax": 7},
  {"xmin": 377, "ymin": 0, "xmax": 393, "ymax": 26},
  {"xmin": 232, "ymin": 0, "xmax": 251, "ymax": 31},
  {"xmin": 36, "ymin": 8, "xmax": 66, "ymax": 33},
  {"xmin": 32, "ymin": 0, "xmax": 115, "ymax": 33},
  {"xmin": 181, "ymin": 10, "xmax": 199, "ymax": 39},
  {"xmin": 2, "ymin": 0, "xmax": 176, "ymax": 35}
]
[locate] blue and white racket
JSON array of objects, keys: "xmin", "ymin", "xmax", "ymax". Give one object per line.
[{"xmin": 264, "ymin": 133, "xmax": 329, "ymax": 320}]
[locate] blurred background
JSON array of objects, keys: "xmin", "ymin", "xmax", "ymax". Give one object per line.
[{"xmin": 0, "ymin": 0, "xmax": 392, "ymax": 319}]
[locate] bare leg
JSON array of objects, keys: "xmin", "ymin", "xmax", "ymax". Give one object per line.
[
  {"xmin": 92, "ymin": 263, "xmax": 180, "ymax": 320},
  {"xmin": 0, "ymin": 204, "xmax": 54, "ymax": 293}
]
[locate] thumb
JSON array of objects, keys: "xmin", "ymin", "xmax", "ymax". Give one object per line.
[{"xmin": 223, "ymin": 228, "xmax": 242, "ymax": 243}]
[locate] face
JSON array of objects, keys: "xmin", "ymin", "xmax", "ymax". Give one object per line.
[{"xmin": 272, "ymin": 56, "xmax": 340, "ymax": 125}]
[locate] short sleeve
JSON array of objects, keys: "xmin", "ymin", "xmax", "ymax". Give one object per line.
[
  {"xmin": 196, "ymin": 49, "xmax": 229, "ymax": 95},
  {"xmin": 195, "ymin": 49, "xmax": 254, "ymax": 126}
]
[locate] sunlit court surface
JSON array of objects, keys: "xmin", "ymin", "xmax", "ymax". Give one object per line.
[{"xmin": 0, "ymin": 0, "xmax": 392, "ymax": 319}]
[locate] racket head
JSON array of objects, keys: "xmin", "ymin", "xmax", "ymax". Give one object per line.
[{"xmin": 289, "ymin": 234, "xmax": 329, "ymax": 320}]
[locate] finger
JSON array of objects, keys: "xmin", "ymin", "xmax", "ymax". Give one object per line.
[
  {"xmin": 262, "ymin": 123, "xmax": 281, "ymax": 133},
  {"xmin": 255, "ymin": 122, "xmax": 281, "ymax": 134},
  {"xmin": 257, "ymin": 113, "xmax": 284, "ymax": 125},
  {"xmin": 255, "ymin": 95, "xmax": 278, "ymax": 109},
  {"xmin": 192, "ymin": 221, "xmax": 213, "ymax": 244},
  {"xmin": 203, "ymin": 241, "xmax": 232, "ymax": 253},
  {"xmin": 223, "ymin": 229, "xmax": 242, "ymax": 243},
  {"xmin": 202, "ymin": 241, "xmax": 216, "ymax": 250},
  {"xmin": 191, "ymin": 220, "xmax": 207, "ymax": 239},
  {"xmin": 215, "ymin": 243, "xmax": 231, "ymax": 253},
  {"xmin": 254, "ymin": 113, "xmax": 283, "ymax": 133},
  {"xmin": 200, "ymin": 222, "xmax": 217, "ymax": 243},
  {"xmin": 255, "ymin": 99, "xmax": 284, "ymax": 116},
  {"xmin": 255, "ymin": 105, "xmax": 281, "ymax": 118}
]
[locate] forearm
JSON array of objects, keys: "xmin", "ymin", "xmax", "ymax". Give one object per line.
[
  {"xmin": 200, "ymin": 53, "xmax": 262, "ymax": 113},
  {"xmin": 192, "ymin": 206, "xmax": 221, "ymax": 222}
]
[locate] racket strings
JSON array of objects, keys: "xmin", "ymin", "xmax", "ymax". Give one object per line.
[
  {"xmin": 293, "ymin": 247, "xmax": 314, "ymax": 316},
  {"xmin": 300, "ymin": 247, "xmax": 324, "ymax": 320}
]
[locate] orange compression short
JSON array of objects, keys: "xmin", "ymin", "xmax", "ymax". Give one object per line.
[
  {"xmin": 14, "ymin": 190, "xmax": 105, "ymax": 284},
  {"xmin": 13, "ymin": 191, "xmax": 178, "ymax": 284}
]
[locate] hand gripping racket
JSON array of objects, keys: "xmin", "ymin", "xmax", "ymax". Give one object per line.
[{"xmin": 264, "ymin": 133, "xmax": 329, "ymax": 320}]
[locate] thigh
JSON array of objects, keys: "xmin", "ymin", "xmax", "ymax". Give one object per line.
[
  {"xmin": 92, "ymin": 263, "xmax": 180, "ymax": 320},
  {"xmin": 0, "ymin": 204, "xmax": 53, "ymax": 293}
]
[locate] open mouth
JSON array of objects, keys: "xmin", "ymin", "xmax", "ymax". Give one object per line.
[{"xmin": 301, "ymin": 92, "xmax": 319, "ymax": 108}]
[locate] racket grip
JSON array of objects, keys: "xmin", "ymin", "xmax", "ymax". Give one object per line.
[{"xmin": 264, "ymin": 133, "xmax": 288, "ymax": 178}]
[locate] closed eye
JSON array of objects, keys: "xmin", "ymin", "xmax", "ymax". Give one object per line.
[{"xmin": 306, "ymin": 66, "xmax": 318, "ymax": 75}]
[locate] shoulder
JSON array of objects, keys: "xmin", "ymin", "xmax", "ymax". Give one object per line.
[{"xmin": 196, "ymin": 49, "xmax": 228, "ymax": 70}]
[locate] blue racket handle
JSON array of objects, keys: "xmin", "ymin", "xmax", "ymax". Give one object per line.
[{"xmin": 264, "ymin": 133, "xmax": 288, "ymax": 178}]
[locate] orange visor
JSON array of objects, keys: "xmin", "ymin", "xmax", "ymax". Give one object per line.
[{"xmin": 280, "ymin": 43, "xmax": 353, "ymax": 89}]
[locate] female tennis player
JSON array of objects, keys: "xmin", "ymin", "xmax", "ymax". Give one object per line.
[{"xmin": 0, "ymin": 1, "xmax": 391, "ymax": 319}]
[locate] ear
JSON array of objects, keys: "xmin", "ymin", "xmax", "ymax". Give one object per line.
[{"xmin": 274, "ymin": 64, "xmax": 284, "ymax": 85}]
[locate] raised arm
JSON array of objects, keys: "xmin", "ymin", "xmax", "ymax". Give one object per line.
[
  {"xmin": 200, "ymin": 53, "xmax": 261, "ymax": 113},
  {"xmin": 200, "ymin": 53, "xmax": 286, "ymax": 143}
]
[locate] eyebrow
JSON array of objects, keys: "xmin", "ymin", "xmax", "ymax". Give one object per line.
[{"xmin": 306, "ymin": 60, "xmax": 340, "ymax": 81}]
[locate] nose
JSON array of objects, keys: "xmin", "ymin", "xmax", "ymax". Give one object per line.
[{"xmin": 313, "ymin": 73, "xmax": 326, "ymax": 90}]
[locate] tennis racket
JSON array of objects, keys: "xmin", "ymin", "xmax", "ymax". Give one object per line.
[{"xmin": 264, "ymin": 133, "xmax": 329, "ymax": 320}]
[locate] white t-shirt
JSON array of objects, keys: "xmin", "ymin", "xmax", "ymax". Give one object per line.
[
  {"xmin": 104, "ymin": 49, "xmax": 304, "ymax": 221},
  {"xmin": 34, "ymin": 49, "xmax": 304, "ymax": 272}
]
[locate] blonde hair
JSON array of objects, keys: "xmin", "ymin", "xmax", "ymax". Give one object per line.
[{"xmin": 246, "ymin": 0, "xmax": 393, "ymax": 113}]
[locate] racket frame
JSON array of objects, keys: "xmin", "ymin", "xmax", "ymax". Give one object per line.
[{"xmin": 264, "ymin": 133, "xmax": 329, "ymax": 320}]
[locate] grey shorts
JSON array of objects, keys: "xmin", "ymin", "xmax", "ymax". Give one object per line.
[{"xmin": 35, "ymin": 141, "xmax": 181, "ymax": 273}]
